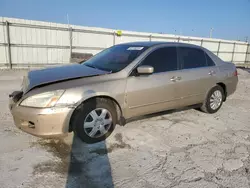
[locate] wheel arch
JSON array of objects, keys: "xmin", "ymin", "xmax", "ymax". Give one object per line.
[
  {"xmin": 216, "ymin": 82, "xmax": 227, "ymax": 101},
  {"xmin": 68, "ymin": 95, "xmax": 124, "ymax": 132}
]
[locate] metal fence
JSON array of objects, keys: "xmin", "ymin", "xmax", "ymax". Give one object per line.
[{"xmin": 0, "ymin": 17, "xmax": 249, "ymax": 68}]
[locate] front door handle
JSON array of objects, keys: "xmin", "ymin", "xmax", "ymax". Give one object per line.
[
  {"xmin": 170, "ymin": 77, "xmax": 176, "ymax": 82},
  {"xmin": 176, "ymin": 76, "xmax": 182, "ymax": 80},
  {"xmin": 208, "ymin": 70, "xmax": 215, "ymax": 75}
]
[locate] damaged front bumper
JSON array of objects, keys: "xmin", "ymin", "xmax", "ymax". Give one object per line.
[{"xmin": 9, "ymin": 91, "xmax": 74, "ymax": 138}]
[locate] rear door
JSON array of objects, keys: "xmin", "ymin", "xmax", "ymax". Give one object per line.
[
  {"xmin": 176, "ymin": 47, "xmax": 218, "ymax": 106},
  {"xmin": 125, "ymin": 46, "xmax": 180, "ymax": 118}
]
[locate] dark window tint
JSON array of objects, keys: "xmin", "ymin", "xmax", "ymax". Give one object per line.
[
  {"xmin": 141, "ymin": 47, "xmax": 178, "ymax": 73},
  {"xmin": 179, "ymin": 47, "xmax": 207, "ymax": 69},
  {"xmin": 205, "ymin": 53, "xmax": 215, "ymax": 66}
]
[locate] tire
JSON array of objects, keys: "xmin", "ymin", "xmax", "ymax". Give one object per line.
[
  {"xmin": 200, "ymin": 85, "xmax": 224, "ymax": 114},
  {"xmin": 72, "ymin": 98, "xmax": 117, "ymax": 144}
]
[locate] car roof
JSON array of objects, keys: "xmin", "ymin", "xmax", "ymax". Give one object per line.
[
  {"xmin": 117, "ymin": 41, "xmax": 202, "ymax": 49},
  {"xmin": 117, "ymin": 41, "xmax": 225, "ymax": 66}
]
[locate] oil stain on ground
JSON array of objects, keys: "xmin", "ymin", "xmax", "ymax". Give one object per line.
[
  {"xmin": 31, "ymin": 138, "xmax": 84, "ymax": 175},
  {"xmin": 32, "ymin": 139, "xmax": 71, "ymax": 157},
  {"xmin": 31, "ymin": 139, "xmax": 70, "ymax": 175}
]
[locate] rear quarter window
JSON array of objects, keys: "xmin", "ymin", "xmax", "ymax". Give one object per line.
[{"xmin": 205, "ymin": 53, "xmax": 215, "ymax": 66}]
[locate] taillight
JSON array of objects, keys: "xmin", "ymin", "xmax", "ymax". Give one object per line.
[{"xmin": 234, "ymin": 69, "xmax": 238, "ymax": 76}]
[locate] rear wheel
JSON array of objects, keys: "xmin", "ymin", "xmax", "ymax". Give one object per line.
[
  {"xmin": 200, "ymin": 85, "xmax": 224, "ymax": 113},
  {"xmin": 72, "ymin": 98, "xmax": 117, "ymax": 143}
]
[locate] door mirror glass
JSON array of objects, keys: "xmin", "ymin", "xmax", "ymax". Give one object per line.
[{"xmin": 137, "ymin": 65, "xmax": 154, "ymax": 75}]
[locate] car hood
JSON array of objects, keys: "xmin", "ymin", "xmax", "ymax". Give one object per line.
[{"xmin": 22, "ymin": 64, "xmax": 108, "ymax": 93}]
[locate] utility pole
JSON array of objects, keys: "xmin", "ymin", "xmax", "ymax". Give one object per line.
[
  {"xmin": 245, "ymin": 36, "xmax": 249, "ymax": 43},
  {"xmin": 210, "ymin": 27, "xmax": 214, "ymax": 38},
  {"xmin": 67, "ymin": 14, "xmax": 72, "ymax": 62},
  {"xmin": 67, "ymin": 13, "xmax": 70, "ymax": 28}
]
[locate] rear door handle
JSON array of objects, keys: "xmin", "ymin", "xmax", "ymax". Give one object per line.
[{"xmin": 170, "ymin": 76, "xmax": 182, "ymax": 82}]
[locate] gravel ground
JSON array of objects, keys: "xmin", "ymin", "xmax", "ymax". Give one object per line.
[{"xmin": 0, "ymin": 68, "xmax": 250, "ymax": 188}]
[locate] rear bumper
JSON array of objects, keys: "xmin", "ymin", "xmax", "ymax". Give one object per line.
[
  {"xmin": 226, "ymin": 76, "xmax": 238, "ymax": 97},
  {"xmin": 9, "ymin": 98, "xmax": 74, "ymax": 138}
]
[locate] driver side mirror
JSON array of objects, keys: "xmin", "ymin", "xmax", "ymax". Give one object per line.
[{"xmin": 137, "ymin": 65, "xmax": 154, "ymax": 75}]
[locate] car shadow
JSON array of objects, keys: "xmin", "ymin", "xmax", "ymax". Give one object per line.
[
  {"xmin": 126, "ymin": 104, "xmax": 201, "ymax": 124},
  {"xmin": 65, "ymin": 136, "xmax": 114, "ymax": 188},
  {"xmin": 237, "ymin": 67, "xmax": 250, "ymax": 73},
  {"xmin": 65, "ymin": 97, "xmax": 114, "ymax": 188}
]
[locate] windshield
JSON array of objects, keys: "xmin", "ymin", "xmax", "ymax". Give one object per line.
[{"xmin": 83, "ymin": 45, "xmax": 148, "ymax": 72}]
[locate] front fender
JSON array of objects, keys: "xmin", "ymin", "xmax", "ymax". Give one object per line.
[
  {"xmin": 77, "ymin": 91, "xmax": 124, "ymax": 108},
  {"xmin": 58, "ymin": 81, "xmax": 126, "ymax": 109}
]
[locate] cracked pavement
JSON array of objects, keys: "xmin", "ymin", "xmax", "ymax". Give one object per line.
[{"xmin": 0, "ymin": 68, "xmax": 250, "ymax": 188}]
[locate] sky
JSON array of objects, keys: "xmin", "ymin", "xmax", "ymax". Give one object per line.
[{"xmin": 0, "ymin": 0, "xmax": 250, "ymax": 41}]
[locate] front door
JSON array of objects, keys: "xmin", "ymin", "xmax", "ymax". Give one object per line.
[{"xmin": 125, "ymin": 46, "xmax": 180, "ymax": 118}]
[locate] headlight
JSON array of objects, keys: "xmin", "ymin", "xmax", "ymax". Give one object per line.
[{"xmin": 20, "ymin": 90, "xmax": 64, "ymax": 108}]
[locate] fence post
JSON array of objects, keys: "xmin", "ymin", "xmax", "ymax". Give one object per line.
[
  {"xmin": 149, "ymin": 35, "xmax": 152, "ymax": 41},
  {"xmin": 69, "ymin": 27, "xmax": 72, "ymax": 63},
  {"xmin": 217, "ymin": 41, "xmax": 221, "ymax": 56},
  {"xmin": 178, "ymin": 37, "xmax": 180, "ymax": 42},
  {"xmin": 113, "ymin": 32, "xmax": 116, "ymax": 45},
  {"xmin": 231, "ymin": 42, "xmax": 236, "ymax": 63},
  {"xmin": 201, "ymin": 39, "xmax": 203, "ymax": 47},
  {"xmin": 245, "ymin": 43, "xmax": 250, "ymax": 67},
  {"xmin": 5, "ymin": 21, "xmax": 12, "ymax": 69}
]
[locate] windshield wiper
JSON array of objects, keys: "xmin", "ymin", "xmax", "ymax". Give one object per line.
[
  {"xmin": 85, "ymin": 64, "xmax": 97, "ymax": 69},
  {"xmin": 85, "ymin": 64, "xmax": 113, "ymax": 73}
]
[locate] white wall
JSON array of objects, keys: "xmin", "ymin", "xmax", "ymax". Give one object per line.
[
  {"xmin": 0, "ymin": 17, "xmax": 249, "ymax": 68},
  {"xmin": 0, "ymin": 17, "xmax": 71, "ymax": 66}
]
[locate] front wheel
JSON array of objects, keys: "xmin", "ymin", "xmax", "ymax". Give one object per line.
[
  {"xmin": 200, "ymin": 85, "xmax": 224, "ymax": 113},
  {"xmin": 72, "ymin": 98, "xmax": 117, "ymax": 143}
]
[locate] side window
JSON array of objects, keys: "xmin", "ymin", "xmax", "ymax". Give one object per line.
[
  {"xmin": 179, "ymin": 47, "xmax": 207, "ymax": 69},
  {"xmin": 141, "ymin": 47, "xmax": 178, "ymax": 73},
  {"xmin": 205, "ymin": 53, "xmax": 215, "ymax": 66}
]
